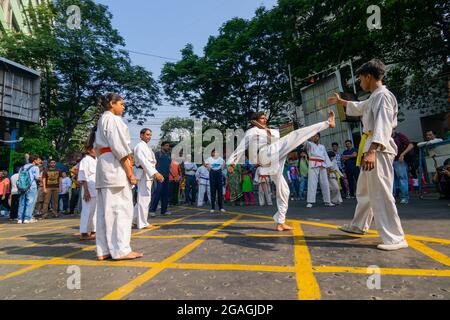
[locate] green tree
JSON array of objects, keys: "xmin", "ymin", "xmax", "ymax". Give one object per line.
[{"xmin": 0, "ymin": 0, "xmax": 160, "ymax": 155}]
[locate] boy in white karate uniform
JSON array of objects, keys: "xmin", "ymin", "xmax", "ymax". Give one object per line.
[
  {"xmin": 92, "ymin": 93, "xmax": 143, "ymax": 261},
  {"xmin": 304, "ymin": 134, "xmax": 334, "ymax": 208},
  {"xmin": 328, "ymin": 59, "xmax": 408, "ymax": 251},
  {"xmin": 133, "ymin": 128, "xmax": 164, "ymax": 230},
  {"xmin": 327, "ymin": 151, "xmax": 343, "ymax": 205},
  {"xmin": 78, "ymin": 146, "xmax": 97, "ymax": 241},
  {"xmin": 195, "ymin": 162, "xmax": 211, "ymax": 207},
  {"xmin": 227, "ymin": 111, "xmax": 335, "ymax": 231}
]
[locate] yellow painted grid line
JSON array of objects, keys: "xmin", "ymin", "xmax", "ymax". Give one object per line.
[
  {"xmin": 406, "ymin": 237, "xmax": 450, "ymax": 267},
  {"xmin": 101, "ymin": 215, "xmax": 243, "ymax": 300}
]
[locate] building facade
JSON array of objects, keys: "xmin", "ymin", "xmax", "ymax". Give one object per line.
[{"xmin": 0, "ymin": 0, "xmax": 45, "ymax": 34}]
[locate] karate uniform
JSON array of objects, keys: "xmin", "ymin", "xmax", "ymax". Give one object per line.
[
  {"xmin": 345, "ymin": 85, "xmax": 406, "ymax": 245},
  {"xmin": 132, "ymin": 140, "xmax": 158, "ymax": 229},
  {"xmin": 94, "ymin": 111, "xmax": 134, "ymax": 259},
  {"xmin": 227, "ymin": 120, "xmax": 330, "ymax": 224},
  {"xmin": 254, "ymin": 167, "xmax": 273, "ymax": 206},
  {"xmin": 304, "ymin": 141, "xmax": 332, "ymax": 204},
  {"xmin": 195, "ymin": 165, "xmax": 211, "ymax": 207},
  {"xmin": 78, "ymin": 154, "xmax": 97, "ymax": 234},
  {"xmin": 328, "ymin": 158, "xmax": 343, "ymax": 204}
]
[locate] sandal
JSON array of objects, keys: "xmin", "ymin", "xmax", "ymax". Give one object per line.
[
  {"xmin": 113, "ymin": 251, "xmax": 144, "ymax": 261},
  {"xmin": 97, "ymin": 254, "xmax": 112, "ymax": 261}
]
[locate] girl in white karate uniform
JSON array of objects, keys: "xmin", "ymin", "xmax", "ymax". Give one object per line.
[
  {"xmin": 78, "ymin": 146, "xmax": 98, "ymax": 240},
  {"xmin": 327, "ymin": 151, "xmax": 343, "ymax": 205},
  {"xmin": 195, "ymin": 162, "xmax": 211, "ymax": 207},
  {"xmin": 88, "ymin": 93, "xmax": 142, "ymax": 261},
  {"xmin": 227, "ymin": 111, "xmax": 335, "ymax": 231}
]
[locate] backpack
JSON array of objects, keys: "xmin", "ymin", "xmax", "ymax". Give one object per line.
[{"xmin": 17, "ymin": 165, "xmax": 36, "ymax": 193}]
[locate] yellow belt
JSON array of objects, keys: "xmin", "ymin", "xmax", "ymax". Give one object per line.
[{"xmin": 356, "ymin": 131, "xmax": 373, "ymax": 167}]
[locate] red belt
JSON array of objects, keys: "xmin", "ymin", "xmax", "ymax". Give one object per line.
[
  {"xmin": 309, "ymin": 158, "xmax": 324, "ymax": 163},
  {"xmin": 100, "ymin": 147, "xmax": 112, "ymax": 155}
]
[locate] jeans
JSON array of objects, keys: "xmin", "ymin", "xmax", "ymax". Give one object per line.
[
  {"xmin": 393, "ymin": 160, "xmax": 409, "ymax": 201},
  {"xmin": 299, "ymin": 176, "xmax": 307, "ymax": 198},
  {"xmin": 184, "ymin": 175, "xmax": 197, "ymax": 204},
  {"xmin": 58, "ymin": 194, "xmax": 69, "ymax": 212},
  {"xmin": 209, "ymin": 170, "xmax": 223, "ymax": 210},
  {"xmin": 150, "ymin": 178, "xmax": 169, "ymax": 214},
  {"xmin": 70, "ymin": 188, "xmax": 80, "ymax": 214},
  {"xmin": 18, "ymin": 187, "xmax": 38, "ymax": 222},
  {"xmin": 345, "ymin": 167, "xmax": 360, "ymax": 197},
  {"xmin": 290, "ymin": 179, "xmax": 300, "ymax": 198},
  {"xmin": 169, "ymin": 181, "xmax": 180, "ymax": 205}
]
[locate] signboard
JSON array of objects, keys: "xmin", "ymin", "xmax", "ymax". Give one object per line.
[
  {"xmin": 300, "ymin": 71, "xmax": 352, "ymax": 149},
  {"xmin": 0, "ymin": 57, "xmax": 41, "ymax": 123}
]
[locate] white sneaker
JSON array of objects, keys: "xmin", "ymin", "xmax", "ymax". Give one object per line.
[
  {"xmin": 210, "ymin": 210, "xmax": 215, "ymax": 213},
  {"xmin": 149, "ymin": 212, "xmax": 156, "ymax": 217},
  {"xmin": 290, "ymin": 197, "xmax": 294, "ymax": 201},
  {"xmin": 324, "ymin": 202, "xmax": 335, "ymax": 207},
  {"xmin": 220, "ymin": 209, "xmax": 226, "ymax": 213},
  {"xmin": 306, "ymin": 203, "xmax": 313, "ymax": 208},
  {"xmin": 400, "ymin": 199, "xmax": 409, "ymax": 204},
  {"xmin": 17, "ymin": 220, "xmax": 23, "ymax": 224},
  {"xmin": 339, "ymin": 224, "xmax": 366, "ymax": 235},
  {"xmin": 377, "ymin": 240, "xmax": 409, "ymax": 251},
  {"xmin": 23, "ymin": 219, "xmax": 37, "ymax": 224}
]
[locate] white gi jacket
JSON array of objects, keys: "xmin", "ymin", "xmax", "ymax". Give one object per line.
[
  {"xmin": 227, "ymin": 127, "xmax": 280, "ymax": 176},
  {"xmin": 304, "ymin": 141, "xmax": 332, "ymax": 168},
  {"xmin": 346, "ymin": 85, "xmax": 398, "ymax": 155},
  {"xmin": 195, "ymin": 166, "xmax": 210, "ymax": 187},
  {"xmin": 133, "ymin": 140, "xmax": 158, "ymax": 181},
  {"xmin": 78, "ymin": 155, "xmax": 97, "ymax": 197},
  {"xmin": 94, "ymin": 111, "xmax": 132, "ymax": 188}
]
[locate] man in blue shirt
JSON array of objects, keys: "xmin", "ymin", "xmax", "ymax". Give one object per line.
[
  {"xmin": 150, "ymin": 141, "xmax": 172, "ymax": 216},
  {"xmin": 342, "ymin": 140, "xmax": 359, "ymax": 198},
  {"xmin": 17, "ymin": 154, "xmax": 42, "ymax": 224}
]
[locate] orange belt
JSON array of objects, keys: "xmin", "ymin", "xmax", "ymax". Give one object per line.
[{"xmin": 100, "ymin": 147, "xmax": 112, "ymax": 155}]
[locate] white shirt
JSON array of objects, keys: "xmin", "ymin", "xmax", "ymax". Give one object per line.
[
  {"xmin": 304, "ymin": 141, "xmax": 332, "ymax": 168},
  {"xmin": 10, "ymin": 173, "xmax": 19, "ymax": 195},
  {"xmin": 59, "ymin": 177, "xmax": 72, "ymax": 195},
  {"xmin": 206, "ymin": 157, "xmax": 225, "ymax": 171},
  {"xmin": 417, "ymin": 138, "xmax": 444, "ymax": 148},
  {"xmin": 133, "ymin": 140, "xmax": 158, "ymax": 181},
  {"xmin": 94, "ymin": 111, "xmax": 132, "ymax": 188},
  {"xmin": 328, "ymin": 159, "xmax": 343, "ymax": 179},
  {"xmin": 195, "ymin": 166, "xmax": 210, "ymax": 186},
  {"xmin": 78, "ymin": 155, "xmax": 97, "ymax": 196},
  {"xmin": 184, "ymin": 162, "xmax": 198, "ymax": 176},
  {"xmin": 346, "ymin": 85, "xmax": 398, "ymax": 155}
]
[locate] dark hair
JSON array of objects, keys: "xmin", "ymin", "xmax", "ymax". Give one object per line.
[
  {"xmin": 250, "ymin": 112, "xmax": 266, "ymax": 122},
  {"xmin": 314, "ymin": 132, "xmax": 321, "ymax": 138},
  {"xmin": 356, "ymin": 59, "xmax": 386, "ymax": 81},
  {"xmin": 444, "ymin": 158, "xmax": 450, "ymax": 166},
  {"xmin": 49, "ymin": 159, "xmax": 57, "ymax": 163},
  {"xmin": 345, "ymin": 140, "xmax": 353, "ymax": 144},
  {"xmin": 86, "ymin": 93, "xmax": 124, "ymax": 151},
  {"xmin": 425, "ymin": 130, "xmax": 436, "ymax": 135},
  {"xmin": 140, "ymin": 128, "xmax": 152, "ymax": 135},
  {"xmin": 332, "ymin": 142, "xmax": 338, "ymax": 147},
  {"xmin": 29, "ymin": 154, "xmax": 41, "ymax": 163},
  {"xmin": 327, "ymin": 151, "xmax": 336, "ymax": 158},
  {"xmin": 161, "ymin": 141, "xmax": 170, "ymax": 147}
]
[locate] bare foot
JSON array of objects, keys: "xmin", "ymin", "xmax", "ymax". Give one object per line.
[
  {"xmin": 328, "ymin": 111, "xmax": 336, "ymax": 128},
  {"xmin": 276, "ymin": 223, "xmax": 294, "ymax": 231},
  {"xmin": 80, "ymin": 233, "xmax": 96, "ymax": 241},
  {"xmin": 97, "ymin": 254, "xmax": 112, "ymax": 261},
  {"xmin": 113, "ymin": 251, "xmax": 144, "ymax": 261},
  {"xmin": 143, "ymin": 224, "xmax": 157, "ymax": 229}
]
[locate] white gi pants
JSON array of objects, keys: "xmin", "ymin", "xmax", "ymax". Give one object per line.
[
  {"xmin": 266, "ymin": 120, "xmax": 330, "ymax": 224},
  {"xmin": 133, "ymin": 178, "xmax": 153, "ymax": 229},
  {"xmin": 197, "ymin": 184, "xmax": 211, "ymax": 207},
  {"xmin": 79, "ymin": 190, "xmax": 97, "ymax": 234},
  {"xmin": 307, "ymin": 167, "xmax": 331, "ymax": 204},
  {"xmin": 348, "ymin": 152, "xmax": 405, "ymax": 245},
  {"xmin": 96, "ymin": 186, "xmax": 134, "ymax": 259},
  {"xmin": 329, "ymin": 178, "xmax": 342, "ymax": 204},
  {"xmin": 258, "ymin": 183, "xmax": 273, "ymax": 206}
]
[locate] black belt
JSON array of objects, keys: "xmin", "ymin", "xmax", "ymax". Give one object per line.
[{"xmin": 134, "ymin": 165, "xmax": 143, "ymax": 169}]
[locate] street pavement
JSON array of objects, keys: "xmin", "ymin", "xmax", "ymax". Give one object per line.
[{"xmin": 0, "ymin": 196, "xmax": 449, "ymax": 300}]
